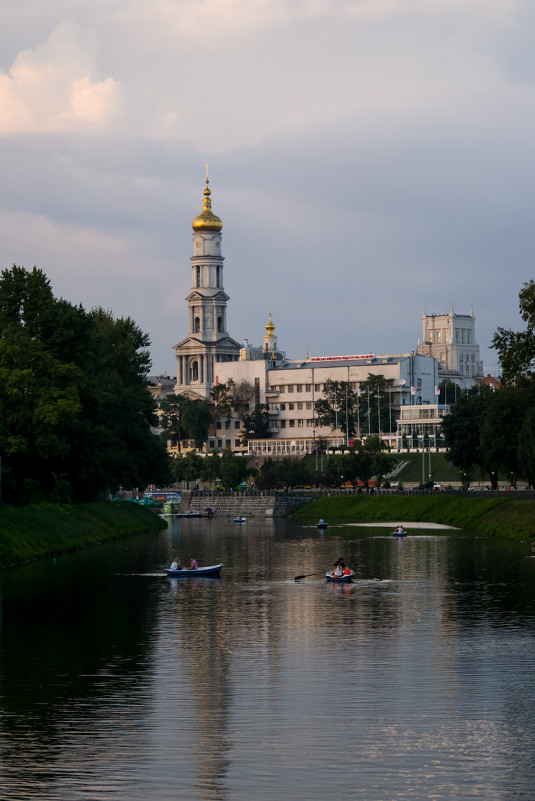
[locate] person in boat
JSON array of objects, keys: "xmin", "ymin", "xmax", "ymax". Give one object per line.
[
  {"xmin": 396, "ymin": 524, "xmax": 404, "ymax": 535},
  {"xmin": 332, "ymin": 559, "xmax": 344, "ymax": 576},
  {"xmin": 318, "ymin": 519, "xmax": 325, "ymax": 526},
  {"xmin": 190, "ymin": 557, "xmax": 198, "ymax": 570},
  {"xmin": 170, "ymin": 557, "xmax": 182, "ymax": 571}
]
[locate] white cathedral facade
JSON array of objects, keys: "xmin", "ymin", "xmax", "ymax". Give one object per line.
[{"xmin": 157, "ymin": 178, "xmax": 488, "ymax": 454}]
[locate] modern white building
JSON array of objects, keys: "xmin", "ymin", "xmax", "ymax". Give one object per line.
[
  {"xmin": 417, "ymin": 306, "xmax": 483, "ymax": 390},
  {"xmin": 168, "ymin": 177, "xmax": 442, "ymax": 455},
  {"xmin": 209, "ymin": 313, "xmax": 439, "ymax": 454}
]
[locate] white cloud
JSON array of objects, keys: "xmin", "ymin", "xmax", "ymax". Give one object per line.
[{"xmin": 0, "ymin": 21, "xmax": 124, "ymax": 133}]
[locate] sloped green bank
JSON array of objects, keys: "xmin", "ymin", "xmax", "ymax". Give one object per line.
[
  {"xmin": 290, "ymin": 495, "xmax": 535, "ymax": 541},
  {"xmin": 0, "ymin": 501, "xmax": 167, "ymax": 567}
]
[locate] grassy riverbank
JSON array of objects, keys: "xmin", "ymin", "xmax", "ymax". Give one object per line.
[
  {"xmin": 0, "ymin": 501, "xmax": 167, "ymax": 567},
  {"xmin": 290, "ymin": 495, "xmax": 535, "ymax": 541}
]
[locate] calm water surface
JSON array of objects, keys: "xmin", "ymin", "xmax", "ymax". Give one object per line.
[{"xmin": 1, "ymin": 518, "xmax": 535, "ymax": 800}]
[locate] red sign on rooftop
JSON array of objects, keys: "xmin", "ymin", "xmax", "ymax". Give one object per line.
[{"xmin": 310, "ymin": 354, "xmax": 375, "ymax": 362}]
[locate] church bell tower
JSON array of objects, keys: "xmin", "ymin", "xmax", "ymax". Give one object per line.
[{"xmin": 174, "ymin": 175, "xmax": 241, "ymax": 398}]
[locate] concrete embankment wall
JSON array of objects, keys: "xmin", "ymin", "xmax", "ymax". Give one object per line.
[{"xmin": 187, "ymin": 492, "xmax": 304, "ymax": 518}]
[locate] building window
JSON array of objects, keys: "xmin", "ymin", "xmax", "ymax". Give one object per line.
[
  {"xmin": 196, "ymin": 265, "xmax": 201, "ymax": 287},
  {"xmin": 234, "ymin": 420, "xmax": 240, "ymax": 428},
  {"xmin": 297, "ymin": 402, "xmax": 303, "ymax": 410},
  {"xmin": 225, "ymin": 420, "xmax": 230, "ymax": 429},
  {"xmin": 289, "ymin": 420, "xmax": 295, "ymax": 427},
  {"xmin": 287, "ymin": 384, "xmax": 294, "ymax": 393},
  {"xmin": 279, "ymin": 385, "xmax": 285, "ymax": 393},
  {"xmin": 315, "ymin": 384, "xmax": 320, "ymax": 391},
  {"xmin": 288, "ymin": 402, "xmax": 294, "ymax": 410},
  {"xmin": 280, "ymin": 420, "xmax": 286, "ymax": 428},
  {"xmin": 305, "ymin": 384, "xmax": 312, "ymax": 392},
  {"xmin": 298, "ymin": 419, "xmax": 304, "ymax": 427},
  {"xmin": 235, "ymin": 439, "xmax": 240, "ymax": 447},
  {"xmin": 217, "ymin": 439, "xmax": 222, "ymax": 447},
  {"xmin": 296, "ymin": 384, "xmax": 302, "ymax": 392},
  {"xmin": 306, "ymin": 401, "xmax": 312, "ymax": 409},
  {"xmin": 194, "ymin": 317, "xmax": 201, "ymax": 333},
  {"xmin": 280, "ymin": 403, "xmax": 286, "ymax": 410},
  {"xmin": 216, "ymin": 421, "xmax": 222, "ymax": 430}
]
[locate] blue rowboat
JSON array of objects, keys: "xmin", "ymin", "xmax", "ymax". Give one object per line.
[
  {"xmin": 325, "ymin": 570, "xmax": 354, "ymax": 582},
  {"xmin": 165, "ymin": 563, "xmax": 223, "ymax": 577}
]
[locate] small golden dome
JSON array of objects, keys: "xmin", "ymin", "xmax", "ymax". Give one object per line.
[
  {"xmin": 265, "ymin": 310, "xmax": 275, "ymax": 337},
  {"xmin": 192, "ymin": 179, "xmax": 222, "ymax": 232}
]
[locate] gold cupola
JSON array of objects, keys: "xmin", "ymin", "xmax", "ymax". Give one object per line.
[
  {"xmin": 265, "ymin": 311, "xmax": 275, "ymax": 338},
  {"xmin": 192, "ymin": 178, "xmax": 223, "ymax": 232}
]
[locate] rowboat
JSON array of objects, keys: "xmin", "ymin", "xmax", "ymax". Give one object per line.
[
  {"xmin": 392, "ymin": 531, "xmax": 407, "ymax": 537},
  {"xmin": 317, "ymin": 521, "xmax": 328, "ymax": 529},
  {"xmin": 234, "ymin": 516, "xmax": 246, "ymax": 523},
  {"xmin": 325, "ymin": 570, "xmax": 354, "ymax": 582},
  {"xmin": 165, "ymin": 563, "xmax": 223, "ymax": 577}
]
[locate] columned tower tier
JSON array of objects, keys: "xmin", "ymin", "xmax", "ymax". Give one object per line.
[{"xmin": 174, "ymin": 178, "xmax": 240, "ymax": 399}]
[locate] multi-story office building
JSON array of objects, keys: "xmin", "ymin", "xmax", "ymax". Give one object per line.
[{"xmin": 416, "ymin": 306, "xmax": 483, "ymax": 389}]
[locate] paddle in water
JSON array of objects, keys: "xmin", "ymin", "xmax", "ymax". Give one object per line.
[{"xmin": 294, "ymin": 572, "xmax": 325, "ymax": 581}]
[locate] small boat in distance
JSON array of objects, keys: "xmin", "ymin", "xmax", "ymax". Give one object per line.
[
  {"xmin": 392, "ymin": 525, "xmax": 407, "ymax": 537},
  {"xmin": 165, "ymin": 563, "xmax": 223, "ymax": 577},
  {"xmin": 234, "ymin": 516, "xmax": 246, "ymax": 523},
  {"xmin": 317, "ymin": 519, "xmax": 328, "ymax": 529},
  {"xmin": 325, "ymin": 570, "xmax": 354, "ymax": 582}
]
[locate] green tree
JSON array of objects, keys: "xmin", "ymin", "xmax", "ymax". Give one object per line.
[
  {"xmin": 438, "ymin": 378, "xmax": 459, "ymax": 405},
  {"xmin": 211, "ymin": 378, "xmax": 254, "ymax": 421},
  {"xmin": 218, "ymin": 448, "xmax": 248, "ymax": 489},
  {"xmin": 493, "ymin": 280, "xmax": 535, "ymax": 385},
  {"xmin": 200, "ymin": 450, "xmax": 222, "ymax": 488},
  {"xmin": 241, "ymin": 403, "xmax": 271, "ymax": 441},
  {"xmin": 181, "ymin": 398, "xmax": 213, "ymax": 449},
  {"xmin": 0, "ymin": 266, "xmax": 170, "ymax": 503},
  {"xmin": 171, "ymin": 450, "xmax": 203, "ymax": 484},
  {"xmin": 314, "ymin": 379, "xmax": 357, "ymax": 440},
  {"xmin": 480, "ymin": 385, "xmax": 533, "ymax": 488},
  {"xmin": 441, "ymin": 389, "xmax": 491, "ymax": 487},
  {"xmin": 359, "ymin": 374, "xmax": 389, "ymax": 435},
  {"xmin": 158, "ymin": 395, "xmax": 189, "ymax": 451}
]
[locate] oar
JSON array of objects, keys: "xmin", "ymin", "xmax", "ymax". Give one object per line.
[{"xmin": 294, "ymin": 572, "xmax": 325, "ymax": 581}]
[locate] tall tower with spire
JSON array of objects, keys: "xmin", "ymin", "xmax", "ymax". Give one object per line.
[{"xmin": 174, "ymin": 177, "xmax": 241, "ymax": 399}]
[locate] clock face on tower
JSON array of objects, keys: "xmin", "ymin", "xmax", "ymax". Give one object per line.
[{"xmin": 195, "ymin": 240, "xmax": 201, "ymax": 249}]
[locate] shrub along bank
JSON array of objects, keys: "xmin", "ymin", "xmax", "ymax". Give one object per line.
[
  {"xmin": 0, "ymin": 501, "xmax": 166, "ymax": 567},
  {"xmin": 290, "ymin": 495, "xmax": 535, "ymax": 542}
]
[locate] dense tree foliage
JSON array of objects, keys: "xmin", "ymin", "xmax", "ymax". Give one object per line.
[
  {"xmin": 255, "ymin": 456, "xmax": 308, "ymax": 490},
  {"xmin": 493, "ymin": 280, "xmax": 535, "ymax": 386},
  {"xmin": 339, "ymin": 436, "xmax": 396, "ymax": 489},
  {"xmin": 0, "ymin": 266, "xmax": 170, "ymax": 503},
  {"xmin": 314, "ymin": 379, "xmax": 357, "ymax": 439},
  {"xmin": 241, "ymin": 403, "xmax": 271, "ymax": 441},
  {"xmin": 211, "ymin": 378, "xmax": 254, "ymax": 421}
]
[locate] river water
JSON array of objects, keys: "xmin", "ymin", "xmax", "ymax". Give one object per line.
[{"xmin": 1, "ymin": 517, "xmax": 535, "ymax": 800}]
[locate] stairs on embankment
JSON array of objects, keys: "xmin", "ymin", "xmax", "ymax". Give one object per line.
[{"xmin": 187, "ymin": 493, "xmax": 305, "ymax": 518}]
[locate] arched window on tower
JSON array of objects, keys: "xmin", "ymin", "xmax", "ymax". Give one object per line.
[
  {"xmin": 196, "ymin": 266, "xmax": 201, "ymax": 288},
  {"xmin": 191, "ymin": 360, "xmax": 199, "ymax": 382},
  {"xmin": 194, "ymin": 317, "xmax": 201, "ymax": 333},
  {"xmin": 217, "ymin": 316, "xmax": 223, "ymax": 333},
  {"xmin": 216, "ymin": 265, "xmax": 221, "ymax": 288}
]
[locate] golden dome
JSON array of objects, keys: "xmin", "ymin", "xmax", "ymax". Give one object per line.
[
  {"xmin": 265, "ymin": 310, "xmax": 275, "ymax": 337},
  {"xmin": 192, "ymin": 179, "xmax": 222, "ymax": 232}
]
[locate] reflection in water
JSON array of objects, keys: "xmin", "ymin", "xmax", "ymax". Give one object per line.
[{"xmin": 0, "ymin": 519, "xmax": 535, "ymax": 800}]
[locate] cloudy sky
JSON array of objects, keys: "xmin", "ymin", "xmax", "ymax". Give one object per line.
[{"xmin": 1, "ymin": 0, "xmax": 534, "ymax": 377}]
